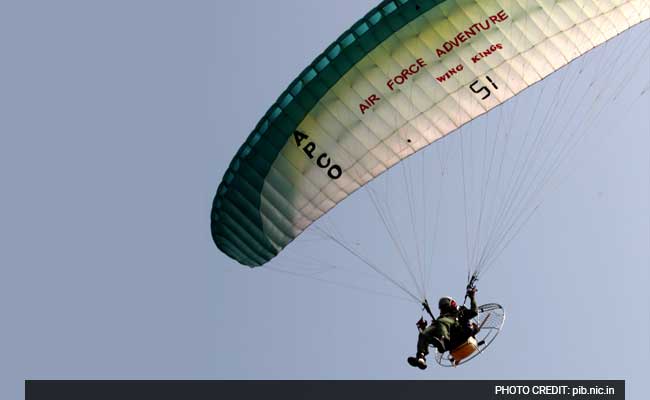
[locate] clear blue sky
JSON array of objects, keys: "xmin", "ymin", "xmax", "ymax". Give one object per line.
[{"xmin": 1, "ymin": 1, "xmax": 648, "ymax": 399}]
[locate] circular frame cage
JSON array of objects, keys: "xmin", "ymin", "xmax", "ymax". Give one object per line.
[{"xmin": 433, "ymin": 303, "xmax": 505, "ymax": 367}]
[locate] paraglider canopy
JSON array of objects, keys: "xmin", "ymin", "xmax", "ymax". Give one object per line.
[{"xmin": 211, "ymin": 0, "xmax": 648, "ymax": 273}]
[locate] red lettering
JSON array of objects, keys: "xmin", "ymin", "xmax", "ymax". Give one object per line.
[
  {"xmin": 436, "ymin": 64, "xmax": 464, "ymax": 83},
  {"xmin": 359, "ymin": 94, "xmax": 381, "ymax": 114},
  {"xmin": 360, "ymin": 103, "xmax": 370, "ymax": 114},
  {"xmin": 436, "ymin": 12, "xmax": 509, "ymax": 59},
  {"xmin": 385, "ymin": 59, "xmax": 428, "ymax": 90},
  {"xmin": 471, "ymin": 43, "xmax": 504, "ymax": 64}
]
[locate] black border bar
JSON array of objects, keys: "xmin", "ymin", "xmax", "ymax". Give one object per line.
[{"xmin": 25, "ymin": 380, "xmax": 625, "ymax": 400}]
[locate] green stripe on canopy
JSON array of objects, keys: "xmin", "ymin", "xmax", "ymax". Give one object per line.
[{"xmin": 211, "ymin": 0, "xmax": 443, "ymax": 266}]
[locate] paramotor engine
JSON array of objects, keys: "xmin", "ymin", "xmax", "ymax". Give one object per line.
[{"xmin": 433, "ymin": 303, "xmax": 506, "ymax": 367}]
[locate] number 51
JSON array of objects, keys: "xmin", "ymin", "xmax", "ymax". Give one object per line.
[{"xmin": 470, "ymin": 76, "xmax": 499, "ymax": 100}]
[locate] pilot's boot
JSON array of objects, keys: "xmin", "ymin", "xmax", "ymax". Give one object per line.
[{"xmin": 407, "ymin": 353, "xmax": 427, "ymax": 370}]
